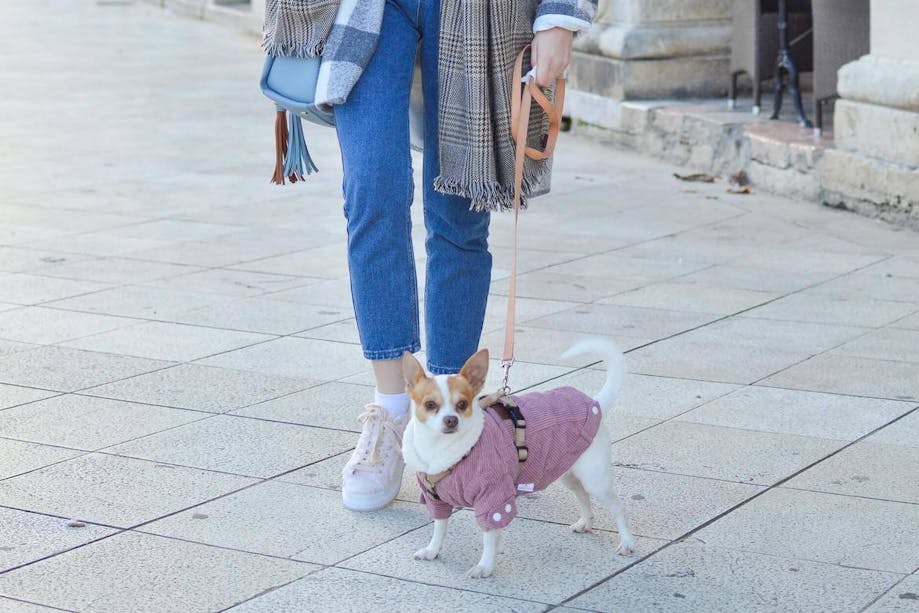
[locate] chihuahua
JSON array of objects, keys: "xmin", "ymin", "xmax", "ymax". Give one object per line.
[{"xmin": 401, "ymin": 339, "xmax": 636, "ymax": 578}]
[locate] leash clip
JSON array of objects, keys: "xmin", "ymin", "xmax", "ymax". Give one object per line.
[{"xmin": 500, "ymin": 359, "xmax": 514, "ymax": 395}]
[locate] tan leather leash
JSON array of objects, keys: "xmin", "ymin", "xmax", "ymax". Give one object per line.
[{"xmin": 501, "ymin": 46, "xmax": 566, "ymax": 394}]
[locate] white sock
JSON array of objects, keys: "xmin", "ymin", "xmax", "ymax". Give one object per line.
[{"xmin": 374, "ymin": 389, "xmax": 410, "ymax": 418}]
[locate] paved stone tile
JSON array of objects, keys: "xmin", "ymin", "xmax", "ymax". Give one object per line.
[
  {"xmin": 891, "ymin": 311, "xmax": 919, "ymax": 330},
  {"xmin": 171, "ymin": 296, "xmax": 350, "ymax": 335},
  {"xmin": 0, "ymin": 439, "xmax": 81, "ymax": 480},
  {"xmin": 84, "ymin": 363, "xmax": 314, "ymax": 413},
  {"xmin": 831, "ymin": 328, "xmax": 919, "ymax": 363},
  {"xmin": 677, "ymin": 386, "xmax": 914, "ymax": 440},
  {"xmin": 29, "ymin": 257, "xmax": 202, "ymax": 285},
  {"xmin": 861, "ymin": 256, "xmax": 919, "ymax": 280},
  {"xmin": 479, "ymin": 327, "xmax": 650, "ymax": 369},
  {"xmin": 143, "ymin": 268, "xmax": 313, "ymax": 297},
  {"xmin": 0, "ymin": 597, "xmax": 62, "ymax": 612},
  {"xmin": 729, "ymin": 248, "xmax": 887, "ymax": 276},
  {"xmin": 0, "ymin": 204, "xmax": 145, "ymax": 234},
  {"xmin": 0, "ymin": 247, "xmax": 90, "ymax": 274},
  {"xmin": 514, "ymin": 469, "xmax": 763, "ymax": 541},
  {"xmin": 598, "ymin": 283, "xmax": 778, "ymax": 315},
  {"xmin": 60, "ymin": 321, "xmax": 272, "ymax": 362},
  {"xmin": 0, "ymin": 395, "xmax": 202, "ymax": 451},
  {"xmin": 695, "ymin": 488, "xmax": 919, "ymax": 573},
  {"xmin": 42, "ymin": 285, "xmax": 232, "ymax": 320},
  {"xmin": 482, "ymin": 295, "xmax": 583, "ymax": 335},
  {"xmin": 526, "ymin": 304, "xmax": 717, "ymax": 339},
  {"xmin": 230, "ymin": 243, "xmax": 350, "ymax": 280},
  {"xmin": 0, "ymin": 273, "xmax": 112, "ymax": 306},
  {"xmin": 295, "ymin": 319, "xmax": 362, "ymax": 344},
  {"xmin": 104, "ymin": 219, "xmax": 243, "ymax": 242},
  {"xmin": 232, "ymin": 381, "xmax": 372, "ymax": 432},
  {"xmin": 866, "ymin": 575, "xmax": 919, "ymax": 612},
  {"xmin": 233, "ymin": 567, "xmax": 548, "ymax": 613},
  {"xmin": 0, "ymin": 531, "xmax": 315, "ymax": 613},
  {"xmin": 0, "ymin": 346, "xmax": 170, "ymax": 392},
  {"xmin": 0, "ymin": 507, "xmax": 116, "ymax": 573},
  {"xmin": 107, "ymin": 415, "xmax": 354, "ymax": 478},
  {"xmin": 805, "ymin": 271, "xmax": 919, "ymax": 303},
  {"xmin": 0, "ymin": 223, "xmax": 71, "ymax": 246},
  {"xmin": 568, "ymin": 541, "xmax": 901, "ymax": 613},
  {"xmin": 764, "ymin": 354, "xmax": 919, "ymax": 401},
  {"xmin": 626, "ymin": 338, "xmax": 811, "ymax": 384},
  {"xmin": 0, "ymin": 453, "xmax": 255, "ymax": 527},
  {"xmin": 263, "ymin": 277, "xmax": 355, "ymax": 308},
  {"xmin": 546, "ymin": 253, "xmax": 710, "ymax": 281},
  {"xmin": 675, "ymin": 264, "xmax": 833, "ymax": 293},
  {"xmin": 869, "ymin": 409, "xmax": 919, "ymax": 447},
  {"xmin": 0, "ymin": 385, "xmax": 56, "ymax": 411},
  {"xmin": 489, "ymin": 271, "xmax": 644, "ymax": 303},
  {"xmin": 678, "ymin": 316, "xmax": 870, "ymax": 353},
  {"xmin": 341, "ymin": 512, "xmax": 665, "ymax": 604},
  {"xmin": 786, "ymin": 439, "xmax": 919, "ymax": 504},
  {"xmin": 143, "ymin": 481, "xmax": 426, "ymax": 564},
  {"xmin": 26, "ymin": 232, "xmax": 173, "ymax": 258},
  {"xmin": 611, "ymin": 421, "xmax": 843, "ymax": 485},
  {"xmin": 0, "ymin": 307, "xmax": 137, "ymax": 345},
  {"xmin": 0, "ymin": 342, "xmax": 37, "ymax": 359},
  {"xmin": 489, "ymin": 246, "xmax": 590, "ymax": 281},
  {"xmin": 529, "ymin": 370, "xmax": 738, "ymax": 421},
  {"xmin": 744, "ymin": 293, "xmax": 918, "ymax": 327},
  {"xmin": 198, "ymin": 337, "xmax": 368, "ymax": 382}
]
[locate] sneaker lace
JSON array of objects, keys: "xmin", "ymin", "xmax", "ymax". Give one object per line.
[{"xmin": 349, "ymin": 404, "xmax": 403, "ymax": 473}]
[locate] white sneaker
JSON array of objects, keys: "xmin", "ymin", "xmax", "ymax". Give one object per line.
[{"xmin": 341, "ymin": 404, "xmax": 409, "ymax": 512}]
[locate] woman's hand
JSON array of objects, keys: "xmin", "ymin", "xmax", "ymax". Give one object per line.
[{"xmin": 531, "ymin": 27, "xmax": 574, "ymax": 87}]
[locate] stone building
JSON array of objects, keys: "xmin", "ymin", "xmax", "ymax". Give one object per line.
[{"xmin": 150, "ymin": 0, "xmax": 918, "ymax": 227}]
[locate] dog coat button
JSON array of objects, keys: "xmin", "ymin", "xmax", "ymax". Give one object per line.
[
  {"xmin": 592, "ymin": 406, "xmax": 598, "ymax": 415},
  {"xmin": 505, "ymin": 504, "xmax": 512, "ymax": 513},
  {"xmin": 492, "ymin": 512, "xmax": 502, "ymax": 523}
]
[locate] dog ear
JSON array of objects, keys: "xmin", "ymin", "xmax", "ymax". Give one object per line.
[
  {"xmin": 402, "ymin": 351, "xmax": 427, "ymax": 388},
  {"xmin": 459, "ymin": 348, "xmax": 489, "ymax": 392}
]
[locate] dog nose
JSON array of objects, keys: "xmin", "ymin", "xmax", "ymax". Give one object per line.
[{"xmin": 443, "ymin": 415, "xmax": 459, "ymax": 430}]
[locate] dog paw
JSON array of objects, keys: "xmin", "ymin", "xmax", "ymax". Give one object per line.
[
  {"xmin": 413, "ymin": 547, "xmax": 439, "ymax": 561},
  {"xmin": 615, "ymin": 538, "xmax": 636, "ymax": 556},
  {"xmin": 465, "ymin": 564, "xmax": 495, "ymax": 579},
  {"xmin": 570, "ymin": 518, "xmax": 593, "ymax": 533}
]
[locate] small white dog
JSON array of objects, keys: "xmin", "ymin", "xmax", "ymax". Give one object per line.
[{"xmin": 401, "ymin": 339, "xmax": 636, "ymax": 579}]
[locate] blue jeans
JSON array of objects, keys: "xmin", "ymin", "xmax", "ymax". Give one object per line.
[{"xmin": 334, "ymin": 0, "xmax": 492, "ymax": 375}]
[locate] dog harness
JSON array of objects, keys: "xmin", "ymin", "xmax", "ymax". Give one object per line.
[{"xmin": 416, "ymin": 386, "xmax": 601, "ymax": 530}]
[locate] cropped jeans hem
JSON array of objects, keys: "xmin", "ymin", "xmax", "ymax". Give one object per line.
[{"xmin": 364, "ymin": 343, "xmax": 422, "ymax": 362}]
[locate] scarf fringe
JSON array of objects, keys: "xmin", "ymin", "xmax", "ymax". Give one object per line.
[
  {"xmin": 433, "ymin": 162, "xmax": 551, "ymax": 213},
  {"xmin": 261, "ymin": 39, "xmax": 324, "ymax": 59}
]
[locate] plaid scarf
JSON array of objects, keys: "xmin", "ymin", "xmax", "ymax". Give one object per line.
[{"xmin": 263, "ymin": 0, "xmax": 596, "ymax": 212}]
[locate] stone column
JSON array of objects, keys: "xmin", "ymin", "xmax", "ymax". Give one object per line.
[
  {"xmin": 823, "ymin": 0, "xmax": 919, "ymax": 227},
  {"xmin": 566, "ymin": 0, "xmax": 732, "ymax": 129}
]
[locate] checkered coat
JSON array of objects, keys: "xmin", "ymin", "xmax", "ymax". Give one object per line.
[{"xmin": 264, "ymin": 0, "xmax": 597, "ymax": 212}]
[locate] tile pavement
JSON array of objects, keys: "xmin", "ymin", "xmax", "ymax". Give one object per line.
[{"xmin": 0, "ymin": 1, "xmax": 917, "ymax": 611}]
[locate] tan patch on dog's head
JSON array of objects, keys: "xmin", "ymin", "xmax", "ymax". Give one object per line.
[
  {"xmin": 408, "ymin": 378, "xmax": 443, "ymax": 423},
  {"xmin": 447, "ymin": 376, "xmax": 476, "ymax": 418}
]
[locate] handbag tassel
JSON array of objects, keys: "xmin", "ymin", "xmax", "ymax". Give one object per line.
[
  {"xmin": 271, "ymin": 107, "xmax": 319, "ymax": 184},
  {"xmin": 283, "ymin": 112, "xmax": 318, "ymax": 183},
  {"xmin": 272, "ymin": 107, "xmax": 289, "ymax": 185}
]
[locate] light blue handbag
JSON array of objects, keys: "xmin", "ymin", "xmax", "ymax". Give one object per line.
[{"xmin": 260, "ymin": 55, "xmax": 334, "ymax": 184}]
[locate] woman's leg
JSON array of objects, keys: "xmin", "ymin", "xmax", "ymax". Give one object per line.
[
  {"xmin": 419, "ymin": 0, "xmax": 492, "ymax": 375},
  {"xmin": 334, "ymin": 0, "xmax": 422, "ymax": 511}
]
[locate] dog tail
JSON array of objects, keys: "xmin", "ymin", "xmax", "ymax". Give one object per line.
[{"xmin": 561, "ymin": 339, "xmax": 624, "ymax": 412}]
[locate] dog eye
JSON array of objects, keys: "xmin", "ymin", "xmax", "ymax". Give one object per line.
[
  {"xmin": 424, "ymin": 400, "xmax": 438, "ymax": 411},
  {"xmin": 456, "ymin": 400, "xmax": 468, "ymax": 411}
]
